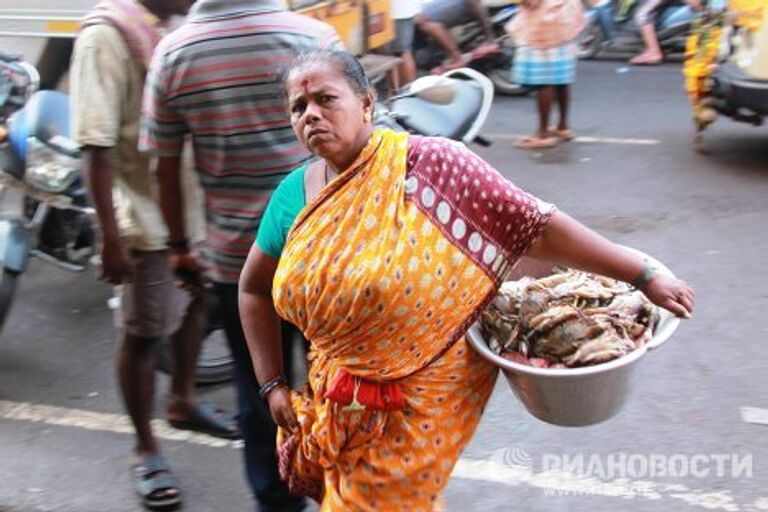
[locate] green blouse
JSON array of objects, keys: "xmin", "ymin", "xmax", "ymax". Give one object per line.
[{"xmin": 256, "ymin": 165, "xmax": 307, "ymax": 259}]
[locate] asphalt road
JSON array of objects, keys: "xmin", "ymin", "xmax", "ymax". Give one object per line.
[{"xmin": 1, "ymin": 59, "xmax": 767, "ymax": 512}]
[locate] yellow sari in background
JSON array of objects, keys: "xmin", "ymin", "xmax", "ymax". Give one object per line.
[{"xmin": 273, "ymin": 129, "xmax": 553, "ymax": 510}]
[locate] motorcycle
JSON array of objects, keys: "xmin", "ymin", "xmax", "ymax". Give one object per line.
[
  {"xmin": 0, "ymin": 53, "xmax": 94, "ymax": 327},
  {"xmin": 0, "ymin": 53, "xmax": 233, "ymax": 385},
  {"xmin": 377, "ymin": 67, "xmax": 495, "ymax": 146},
  {"xmin": 579, "ymin": 0, "xmax": 698, "ymax": 60},
  {"xmin": 412, "ymin": 2, "xmax": 529, "ymax": 96}
]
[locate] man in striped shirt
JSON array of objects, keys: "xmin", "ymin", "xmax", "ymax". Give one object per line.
[{"xmin": 140, "ymin": 1, "xmax": 339, "ymax": 509}]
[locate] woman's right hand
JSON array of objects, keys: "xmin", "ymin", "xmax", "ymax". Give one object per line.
[
  {"xmin": 643, "ymin": 274, "xmax": 695, "ymax": 320},
  {"xmin": 267, "ymin": 386, "xmax": 299, "ymax": 433}
]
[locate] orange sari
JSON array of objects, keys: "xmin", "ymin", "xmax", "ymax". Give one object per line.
[{"xmin": 273, "ymin": 129, "xmax": 553, "ymax": 510}]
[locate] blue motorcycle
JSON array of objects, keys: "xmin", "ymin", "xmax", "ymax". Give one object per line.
[
  {"xmin": 579, "ymin": 0, "xmax": 698, "ymax": 60},
  {"xmin": 0, "ymin": 53, "xmax": 234, "ymax": 385},
  {"xmin": 0, "ymin": 53, "xmax": 93, "ymax": 330}
]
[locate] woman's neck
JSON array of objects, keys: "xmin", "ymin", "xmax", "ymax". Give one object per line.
[{"xmin": 325, "ymin": 126, "xmax": 374, "ymax": 174}]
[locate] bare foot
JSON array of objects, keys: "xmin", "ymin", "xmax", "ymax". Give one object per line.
[
  {"xmin": 431, "ymin": 56, "xmax": 468, "ymax": 75},
  {"xmin": 468, "ymin": 41, "xmax": 501, "ymax": 60},
  {"xmin": 630, "ymin": 52, "xmax": 662, "ymax": 65}
]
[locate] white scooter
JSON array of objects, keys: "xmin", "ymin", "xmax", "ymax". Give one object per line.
[{"xmin": 377, "ymin": 67, "xmax": 495, "ymax": 147}]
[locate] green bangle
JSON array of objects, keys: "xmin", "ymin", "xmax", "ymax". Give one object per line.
[{"xmin": 632, "ymin": 261, "xmax": 658, "ymax": 291}]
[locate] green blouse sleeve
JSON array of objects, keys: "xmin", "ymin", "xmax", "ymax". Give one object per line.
[{"xmin": 256, "ymin": 165, "xmax": 307, "ymax": 259}]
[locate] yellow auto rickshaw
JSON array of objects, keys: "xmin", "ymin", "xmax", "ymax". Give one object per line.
[{"xmin": 683, "ymin": 0, "xmax": 768, "ymax": 149}]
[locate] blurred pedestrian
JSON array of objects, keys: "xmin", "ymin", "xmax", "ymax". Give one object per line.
[
  {"xmin": 417, "ymin": 0, "xmax": 500, "ymax": 74},
  {"xmin": 70, "ymin": 0, "xmax": 238, "ymax": 510},
  {"xmin": 630, "ymin": 0, "xmax": 702, "ymax": 65},
  {"xmin": 389, "ymin": 0, "xmax": 422, "ymax": 85},
  {"xmin": 139, "ymin": 1, "xmax": 339, "ymax": 510},
  {"xmin": 507, "ymin": 0, "xmax": 587, "ymax": 149}
]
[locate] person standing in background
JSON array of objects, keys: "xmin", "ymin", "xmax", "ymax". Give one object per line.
[
  {"xmin": 417, "ymin": 0, "xmax": 500, "ymax": 74},
  {"xmin": 70, "ymin": 0, "xmax": 238, "ymax": 510},
  {"xmin": 390, "ymin": 0, "xmax": 422, "ymax": 85},
  {"xmin": 507, "ymin": 0, "xmax": 586, "ymax": 149},
  {"xmin": 139, "ymin": 1, "xmax": 340, "ymax": 510}
]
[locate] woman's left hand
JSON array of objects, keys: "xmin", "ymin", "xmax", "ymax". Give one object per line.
[{"xmin": 642, "ymin": 275, "xmax": 694, "ymax": 319}]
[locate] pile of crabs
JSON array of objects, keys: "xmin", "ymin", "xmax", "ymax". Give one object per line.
[{"xmin": 481, "ymin": 269, "xmax": 659, "ymax": 369}]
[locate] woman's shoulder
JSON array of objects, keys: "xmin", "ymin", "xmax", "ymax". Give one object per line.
[
  {"xmin": 273, "ymin": 164, "xmax": 308, "ymax": 198},
  {"xmin": 406, "ymin": 135, "xmax": 478, "ymax": 171},
  {"xmin": 282, "ymin": 163, "xmax": 308, "ymax": 186}
]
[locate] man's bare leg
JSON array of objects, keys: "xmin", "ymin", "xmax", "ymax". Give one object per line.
[
  {"xmin": 466, "ymin": 0, "xmax": 497, "ymax": 43},
  {"xmin": 398, "ymin": 51, "xmax": 417, "ymax": 85},
  {"xmin": 415, "ymin": 17, "xmax": 464, "ymax": 67},
  {"xmin": 166, "ymin": 295, "xmax": 205, "ymax": 419},
  {"xmin": 118, "ymin": 333, "xmax": 160, "ymax": 456},
  {"xmin": 630, "ymin": 24, "xmax": 663, "ymax": 64}
]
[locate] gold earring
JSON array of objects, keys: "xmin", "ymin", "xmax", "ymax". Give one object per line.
[{"xmin": 364, "ymin": 111, "xmax": 371, "ymax": 123}]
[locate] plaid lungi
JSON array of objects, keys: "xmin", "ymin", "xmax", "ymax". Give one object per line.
[{"xmin": 513, "ymin": 41, "xmax": 578, "ymax": 86}]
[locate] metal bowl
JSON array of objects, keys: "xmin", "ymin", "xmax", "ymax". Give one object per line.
[{"xmin": 466, "ymin": 248, "xmax": 681, "ymax": 427}]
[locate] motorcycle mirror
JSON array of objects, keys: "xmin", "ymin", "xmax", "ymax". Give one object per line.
[{"xmin": 397, "ymin": 75, "xmax": 457, "ymax": 105}]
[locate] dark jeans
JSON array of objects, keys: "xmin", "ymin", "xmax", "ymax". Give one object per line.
[
  {"xmin": 214, "ymin": 282, "xmax": 306, "ymax": 512},
  {"xmin": 593, "ymin": 2, "xmax": 614, "ymax": 41}
]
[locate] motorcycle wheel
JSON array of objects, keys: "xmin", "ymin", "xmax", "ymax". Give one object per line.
[
  {"xmin": 0, "ymin": 270, "xmax": 18, "ymax": 331},
  {"xmin": 156, "ymin": 290, "xmax": 234, "ymax": 385},
  {"xmin": 487, "ymin": 68, "xmax": 531, "ymax": 96},
  {"xmin": 578, "ymin": 22, "xmax": 604, "ymax": 60}
]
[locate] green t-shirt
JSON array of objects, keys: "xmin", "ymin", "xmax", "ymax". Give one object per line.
[{"xmin": 256, "ymin": 165, "xmax": 307, "ymax": 259}]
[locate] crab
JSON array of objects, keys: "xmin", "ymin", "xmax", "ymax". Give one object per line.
[{"xmin": 481, "ymin": 269, "xmax": 659, "ymax": 368}]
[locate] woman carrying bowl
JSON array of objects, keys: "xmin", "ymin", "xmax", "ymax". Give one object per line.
[{"xmin": 238, "ymin": 49, "xmax": 694, "ymax": 510}]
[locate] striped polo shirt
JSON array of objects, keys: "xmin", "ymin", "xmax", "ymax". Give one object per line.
[{"xmin": 140, "ymin": 0, "xmax": 339, "ymax": 283}]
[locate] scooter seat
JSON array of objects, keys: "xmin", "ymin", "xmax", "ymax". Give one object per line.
[{"xmin": 389, "ymin": 79, "xmax": 484, "ymax": 141}]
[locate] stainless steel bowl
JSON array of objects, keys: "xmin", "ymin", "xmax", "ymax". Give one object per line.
[{"xmin": 466, "ymin": 248, "xmax": 681, "ymax": 427}]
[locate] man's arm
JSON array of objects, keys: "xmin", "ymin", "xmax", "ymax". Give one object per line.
[
  {"xmin": 82, "ymin": 146, "xmax": 133, "ymax": 284},
  {"xmin": 153, "ymin": 155, "xmax": 186, "ymax": 246},
  {"xmin": 140, "ymin": 43, "xmax": 204, "ymax": 284},
  {"xmin": 70, "ymin": 28, "xmax": 133, "ymax": 283}
]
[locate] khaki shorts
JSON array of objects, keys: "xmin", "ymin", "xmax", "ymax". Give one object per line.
[{"xmin": 114, "ymin": 250, "xmax": 191, "ymax": 338}]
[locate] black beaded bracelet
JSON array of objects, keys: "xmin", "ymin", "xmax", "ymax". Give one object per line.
[{"xmin": 259, "ymin": 374, "xmax": 287, "ymax": 399}]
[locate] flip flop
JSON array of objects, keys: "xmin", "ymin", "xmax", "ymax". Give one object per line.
[
  {"xmin": 549, "ymin": 127, "xmax": 575, "ymax": 141},
  {"xmin": 515, "ymin": 136, "xmax": 559, "ymax": 149},
  {"xmin": 168, "ymin": 402, "xmax": 240, "ymax": 440},
  {"xmin": 132, "ymin": 455, "xmax": 181, "ymax": 511}
]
